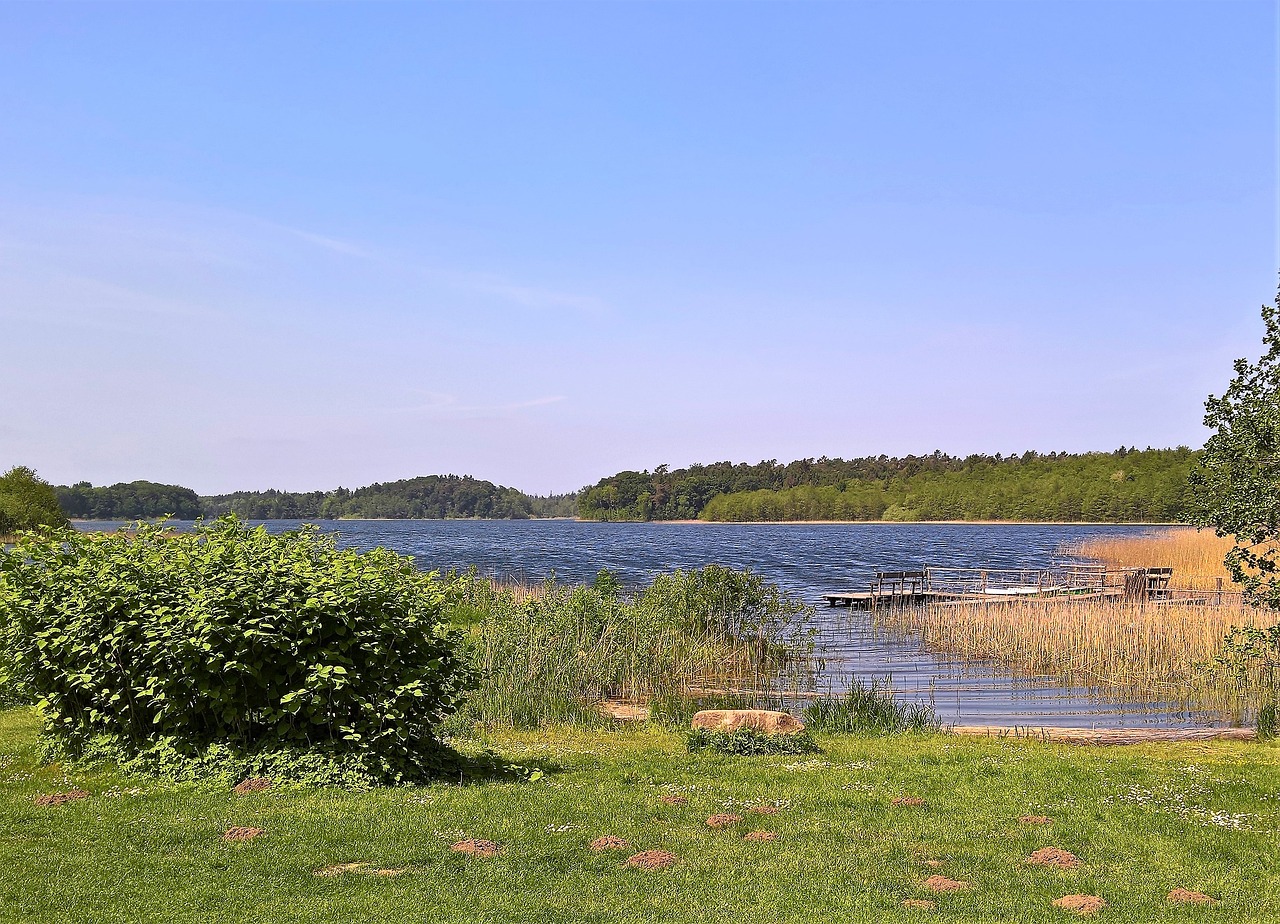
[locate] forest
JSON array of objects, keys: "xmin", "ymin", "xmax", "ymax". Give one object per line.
[
  {"xmin": 577, "ymin": 448, "xmax": 1198, "ymax": 522},
  {"xmin": 202, "ymin": 475, "xmax": 577, "ymax": 520},
  {"xmin": 56, "ymin": 481, "xmax": 203, "ymax": 520}
]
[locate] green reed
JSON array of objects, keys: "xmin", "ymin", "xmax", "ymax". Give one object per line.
[{"xmin": 444, "ymin": 566, "xmax": 814, "ymax": 728}]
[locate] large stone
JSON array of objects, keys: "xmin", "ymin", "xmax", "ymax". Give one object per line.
[{"xmin": 690, "ymin": 709, "xmax": 805, "ymax": 735}]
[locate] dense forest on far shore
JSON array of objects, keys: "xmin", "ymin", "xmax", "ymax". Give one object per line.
[
  {"xmin": 203, "ymin": 475, "xmax": 576, "ymax": 520},
  {"xmin": 577, "ymin": 448, "xmax": 1198, "ymax": 523},
  {"xmin": 51, "ymin": 475, "xmax": 575, "ymax": 521},
  {"xmin": 56, "ymin": 481, "xmax": 203, "ymax": 520}
]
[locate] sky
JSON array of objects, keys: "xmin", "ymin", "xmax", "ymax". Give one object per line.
[{"xmin": 0, "ymin": 2, "xmax": 1275, "ymax": 496}]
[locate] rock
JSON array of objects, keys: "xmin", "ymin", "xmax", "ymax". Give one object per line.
[{"xmin": 690, "ymin": 709, "xmax": 805, "ymax": 735}]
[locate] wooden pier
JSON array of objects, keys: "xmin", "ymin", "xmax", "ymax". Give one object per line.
[{"xmin": 823, "ymin": 565, "xmax": 1238, "ymax": 610}]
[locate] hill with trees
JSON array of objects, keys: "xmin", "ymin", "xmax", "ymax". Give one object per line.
[
  {"xmin": 202, "ymin": 475, "xmax": 577, "ymax": 520},
  {"xmin": 577, "ymin": 448, "xmax": 1197, "ymax": 523},
  {"xmin": 56, "ymin": 481, "xmax": 203, "ymax": 520}
]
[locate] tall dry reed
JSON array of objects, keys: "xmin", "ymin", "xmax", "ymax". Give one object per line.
[
  {"xmin": 1067, "ymin": 528, "xmax": 1237, "ymax": 590},
  {"xmin": 876, "ymin": 597, "xmax": 1274, "ymax": 717}
]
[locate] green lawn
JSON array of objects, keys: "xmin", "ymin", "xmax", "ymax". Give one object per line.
[{"xmin": 0, "ymin": 708, "xmax": 1275, "ymax": 923}]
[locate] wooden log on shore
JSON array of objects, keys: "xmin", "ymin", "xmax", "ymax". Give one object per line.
[{"xmin": 948, "ymin": 725, "xmax": 1257, "ymax": 745}]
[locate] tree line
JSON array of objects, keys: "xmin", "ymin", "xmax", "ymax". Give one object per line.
[
  {"xmin": 203, "ymin": 475, "xmax": 576, "ymax": 520},
  {"xmin": 577, "ymin": 448, "xmax": 1198, "ymax": 522},
  {"xmin": 2, "ymin": 448, "xmax": 1200, "ymax": 524}
]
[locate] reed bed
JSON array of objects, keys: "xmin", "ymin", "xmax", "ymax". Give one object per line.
[
  {"xmin": 445, "ymin": 566, "xmax": 813, "ymax": 727},
  {"xmin": 876, "ymin": 597, "xmax": 1275, "ymax": 719},
  {"xmin": 1067, "ymin": 528, "xmax": 1237, "ymax": 590}
]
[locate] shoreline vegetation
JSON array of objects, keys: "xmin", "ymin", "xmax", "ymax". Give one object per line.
[
  {"xmin": 869, "ymin": 529, "xmax": 1274, "ymax": 723},
  {"xmin": 581, "ymin": 448, "xmax": 1197, "ymax": 523}
]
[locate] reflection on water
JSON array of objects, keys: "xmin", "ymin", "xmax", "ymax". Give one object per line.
[{"xmin": 74, "ymin": 519, "xmax": 1218, "ymax": 728}]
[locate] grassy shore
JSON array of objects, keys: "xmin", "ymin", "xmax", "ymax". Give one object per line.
[{"xmin": 0, "ymin": 708, "xmax": 1276, "ymax": 923}]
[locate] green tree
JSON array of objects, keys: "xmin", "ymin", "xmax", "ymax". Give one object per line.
[
  {"xmin": 1192, "ymin": 292, "xmax": 1280, "ymax": 609},
  {"xmin": 0, "ymin": 466, "xmax": 68, "ymax": 535}
]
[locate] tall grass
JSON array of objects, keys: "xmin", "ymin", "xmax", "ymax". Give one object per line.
[
  {"xmin": 803, "ymin": 681, "xmax": 940, "ymax": 734},
  {"xmin": 876, "ymin": 597, "xmax": 1275, "ymax": 719},
  {"xmin": 1068, "ymin": 528, "xmax": 1237, "ymax": 590},
  {"xmin": 447, "ymin": 566, "xmax": 813, "ymax": 727}
]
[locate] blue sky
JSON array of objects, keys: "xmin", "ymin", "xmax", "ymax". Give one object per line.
[{"xmin": 0, "ymin": 2, "xmax": 1274, "ymax": 495}]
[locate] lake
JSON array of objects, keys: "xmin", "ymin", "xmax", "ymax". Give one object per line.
[{"xmin": 74, "ymin": 519, "xmax": 1215, "ymax": 729}]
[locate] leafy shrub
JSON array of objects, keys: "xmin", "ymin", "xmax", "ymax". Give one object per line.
[
  {"xmin": 0, "ymin": 517, "xmax": 472, "ymax": 784},
  {"xmin": 686, "ymin": 727, "xmax": 819, "ymax": 755},
  {"xmin": 803, "ymin": 681, "xmax": 941, "ymax": 735}
]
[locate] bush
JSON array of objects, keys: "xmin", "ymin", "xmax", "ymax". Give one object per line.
[
  {"xmin": 686, "ymin": 727, "xmax": 819, "ymax": 755},
  {"xmin": 0, "ymin": 517, "xmax": 472, "ymax": 784},
  {"xmin": 803, "ymin": 681, "xmax": 941, "ymax": 735}
]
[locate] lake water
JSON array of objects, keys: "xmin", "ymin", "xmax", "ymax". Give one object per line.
[{"xmin": 74, "ymin": 519, "xmax": 1218, "ymax": 729}]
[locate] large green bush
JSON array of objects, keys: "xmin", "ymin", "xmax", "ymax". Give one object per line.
[{"xmin": 0, "ymin": 518, "xmax": 471, "ymax": 783}]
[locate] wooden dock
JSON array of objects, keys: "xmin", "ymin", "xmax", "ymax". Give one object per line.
[{"xmin": 823, "ymin": 565, "xmax": 1240, "ymax": 609}]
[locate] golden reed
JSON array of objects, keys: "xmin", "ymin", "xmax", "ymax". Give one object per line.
[{"xmin": 1067, "ymin": 527, "xmax": 1237, "ymax": 590}]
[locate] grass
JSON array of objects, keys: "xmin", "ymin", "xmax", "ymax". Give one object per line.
[
  {"xmin": 1068, "ymin": 528, "xmax": 1239, "ymax": 590},
  {"xmin": 803, "ymin": 680, "xmax": 942, "ymax": 735},
  {"xmin": 0, "ymin": 707, "xmax": 1276, "ymax": 922}
]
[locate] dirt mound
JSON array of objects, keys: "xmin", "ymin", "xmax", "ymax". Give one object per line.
[
  {"xmin": 743, "ymin": 831, "xmax": 777, "ymax": 842},
  {"xmin": 223, "ymin": 826, "xmax": 263, "ymax": 842},
  {"xmin": 1019, "ymin": 815, "xmax": 1053, "ymax": 825},
  {"xmin": 233, "ymin": 777, "xmax": 273, "ymax": 795},
  {"xmin": 626, "ymin": 850, "xmax": 678, "ymax": 869},
  {"xmin": 590, "ymin": 836, "xmax": 630, "ymax": 851},
  {"xmin": 451, "ymin": 839, "xmax": 502, "ymax": 858},
  {"xmin": 902, "ymin": 899, "xmax": 937, "ymax": 910},
  {"xmin": 922, "ymin": 875, "xmax": 970, "ymax": 892},
  {"xmin": 747, "ymin": 805, "xmax": 780, "ymax": 815},
  {"xmin": 34, "ymin": 789, "xmax": 89, "ymax": 807},
  {"xmin": 1053, "ymin": 894, "xmax": 1107, "ymax": 915},
  {"xmin": 658, "ymin": 795, "xmax": 689, "ymax": 806},
  {"xmin": 1025, "ymin": 847, "xmax": 1080, "ymax": 870},
  {"xmin": 1168, "ymin": 888, "xmax": 1214, "ymax": 905},
  {"xmin": 706, "ymin": 813, "xmax": 742, "ymax": 828},
  {"xmin": 892, "ymin": 797, "xmax": 927, "ymax": 807}
]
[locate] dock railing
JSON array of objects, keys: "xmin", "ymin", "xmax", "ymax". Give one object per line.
[{"xmin": 922, "ymin": 565, "xmax": 1244, "ymax": 604}]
